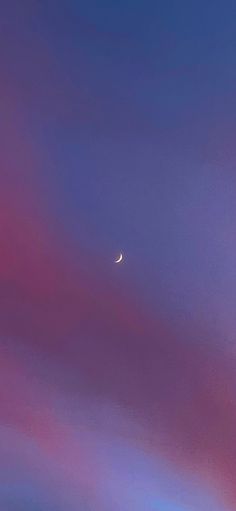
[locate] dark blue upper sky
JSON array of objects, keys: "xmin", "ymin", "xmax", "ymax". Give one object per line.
[{"xmin": 1, "ymin": 0, "xmax": 236, "ymax": 321}]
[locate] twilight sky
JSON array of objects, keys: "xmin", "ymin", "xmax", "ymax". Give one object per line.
[{"xmin": 1, "ymin": 2, "xmax": 236, "ymax": 510}]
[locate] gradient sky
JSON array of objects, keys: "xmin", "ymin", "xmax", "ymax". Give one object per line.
[{"xmin": 1, "ymin": 2, "xmax": 236, "ymax": 510}]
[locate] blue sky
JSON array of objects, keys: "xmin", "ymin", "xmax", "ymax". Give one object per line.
[{"xmin": 0, "ymin": 2, "xmax": 236, "ymax": 510}]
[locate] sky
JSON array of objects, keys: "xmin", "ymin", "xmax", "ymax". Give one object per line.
[{"xmin": 1, "ymin": 1, "xmax": 236, "ymax": 510}]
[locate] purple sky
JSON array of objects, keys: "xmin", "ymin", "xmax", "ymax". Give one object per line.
[{"xmin": 0, "ymin": 2, "xmax": 236, "ymax": 510}]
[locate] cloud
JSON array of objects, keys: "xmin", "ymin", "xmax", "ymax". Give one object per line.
[{"xmin": 0, "ymin": 182, "xmax": 234, "ymax": 510}]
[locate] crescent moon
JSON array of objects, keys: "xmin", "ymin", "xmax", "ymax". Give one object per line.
[{"xmin": 115, "ymin": 253, "xmax": 123, "ymax": 264}]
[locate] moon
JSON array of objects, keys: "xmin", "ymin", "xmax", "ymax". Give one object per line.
[{"xmin": 115, "ymin": 253, "xmax": 123, "ymax": 264}]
